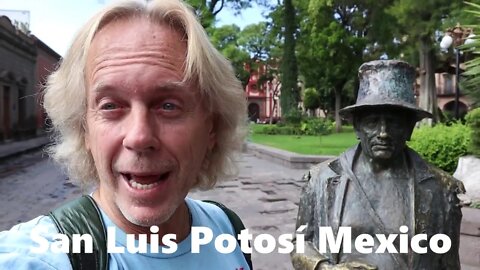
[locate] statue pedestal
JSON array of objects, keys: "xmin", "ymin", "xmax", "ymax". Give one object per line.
[{"xmin": 454, "ymin": 155, "xmax": 480, "ymax": 203}]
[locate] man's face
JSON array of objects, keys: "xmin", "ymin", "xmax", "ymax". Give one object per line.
[
  {"xmin": 84, "ymin": 18, "xmax": 216, "ymax": 227},
  {"xmin": 354, "ymin": 108, "xmax": 414, "ymax": 164}
]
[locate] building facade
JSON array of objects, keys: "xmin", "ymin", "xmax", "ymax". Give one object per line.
[
  {"xmin": 0, "ymin": 16, "xmax": 37, "ymax": 141},
  {"xmin": 245, "ymin": 61, "xmax": 281, "ymax": 123},
  {"xmin": 0, "ymin": 16, "xmax": 60, "ymax": 142},
  {"xmin": 434, "ymin": 71, "xmax": 471, "ymax": 118}
]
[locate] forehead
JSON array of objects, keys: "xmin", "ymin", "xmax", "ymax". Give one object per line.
[{"xmin": 86, "ymin": 16, "xmax": 187, "ymax": 70}]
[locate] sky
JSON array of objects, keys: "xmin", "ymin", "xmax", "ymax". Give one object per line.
[{"xmin": 0, "ymin": 0, "xmax": 268, "ymax": 56}]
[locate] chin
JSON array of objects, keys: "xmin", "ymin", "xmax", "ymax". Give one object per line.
[
  {"xmin": 118, "ymin": 200, "xmax": 176, "ymax": 227},
  {"xmin": 372, "ymin": 151, "xmax": 394, "ymax": 162}
]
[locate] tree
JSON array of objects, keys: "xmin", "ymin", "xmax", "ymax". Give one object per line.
[
  {"xmin": 186, "ymin": 0, "xmax": 252, "ymax": 28},
  {"xmin": 387, "ymin": 0, "xmax": 467, "ymax": 124},
  {"xmin": 295, "ymin": 0, "xmax": 395, "ymax": 132},
  {"xmin": 303, "ymin": 87, "xmax": 321, "ymax": 115},
  {"xmin": 461, "ymin": 2, "xmax": 480, "ymax": 109},
  {"xmin": 280, "ymin": 0, "xmax": 300, "ymax": 116},
  {"xmin": 208, "ymin": 24, "xmax": 251, "ymax": 86},
  {"xmin": 237, "ymin": 22, "xmax": 280, "ymax": 61},
  {"xmin": 185, "ymin": 0, "xmax": 272, "ymax": 28}
]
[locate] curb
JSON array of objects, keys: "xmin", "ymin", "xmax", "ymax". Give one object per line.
[{"xmin": 245, "ymin": 142, "xmax": 335, "ymax": 170}]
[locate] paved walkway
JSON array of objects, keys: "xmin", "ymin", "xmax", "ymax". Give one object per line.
[{"xmin": 190, "ymin": 153, "xmax": 305, "ymax": 270}]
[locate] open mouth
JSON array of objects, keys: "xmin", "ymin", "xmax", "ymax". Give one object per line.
[{"xmin": 122, "ymin": 172, "xmax": 170, "ymax": 190}]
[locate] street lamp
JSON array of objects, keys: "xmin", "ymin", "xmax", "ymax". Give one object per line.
[{"xmin": 440, "ymin": 23, "xmax": 475, "ymax": 119}]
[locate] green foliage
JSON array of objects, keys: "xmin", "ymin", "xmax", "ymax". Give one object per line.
[
  {"xmin": 208, "ymin": 25, "xmax": 250, "ymax": 86},
  {"xmin": 280, "ymin": 0, "xmax": 300, "ymax": 115},
  {"xmin": 255, "ymin": 117, "xmax": 333, "ymax": 136},
  {"xmin": 461, "ymin": 2, "xmax": 480, "ymax": 108},
  {"xmin": 303, "ymin": 88, "xmax": 321, "ymax": 110},
  {"xmin": 283, "ymin": 109, "xmax": 304, "ymax": 125},
  {"xmin": 237, "ymin": 22, "xmax": 280, "ymax": 61},
  {"xmin": 466, "ymin": 108, "xmax": 480, "ymax": 157},
  {"xmin": 186, "ymin": 0, "xmax": 252, "ymax": 28},
  {"xmin": 470, "ymin": 201, "xmax": 480, "ymax": 209},
  {"xmin": 250, "ymin": 125, "xmax": 358, "ymax": 155},
  {"xmin": 408, "ymin": 123, "xmax": 472, "ymax": 173},
  {"xmin": 258, "ymin": 125, "xmax": 303, "ymax": 135},
  {"xmin": 295, "ymin": 0, "xmax": 395, "ymax": 130},
  {"xmin": 300, "ymin": 117, "xmax": 334, "ymax": 135}
]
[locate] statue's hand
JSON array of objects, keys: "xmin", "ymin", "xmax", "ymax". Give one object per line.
[{"xmin": 319, "ymin": 261, "xmax": 377, "ymax": 270}]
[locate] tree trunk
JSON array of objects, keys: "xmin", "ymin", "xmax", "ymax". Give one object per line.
[
  {"xmin": 279, "ymin": 0, "xmax": 299, "ymax": 115},
  {"xmin": 335, "ymin": 87, "xmax": 342, "ymax": 133},
  {"xmin": 418, "ymin": 36, "xmax": 439, "ymax": 125}
]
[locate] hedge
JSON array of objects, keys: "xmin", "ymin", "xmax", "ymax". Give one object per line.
[
  {"xmin": 466, "ymin": 108, "xmax": 480, "ymax": 157},
  {"xmin": 256, "ymin": 117, "xmax": 333, "ymax": 136},
  {"xmin": 408, "ymin": 123, "xmax": 471, "ymax": 173}
]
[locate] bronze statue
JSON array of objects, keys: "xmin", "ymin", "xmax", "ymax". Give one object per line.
[{"xmin": 292, "ymin": 60, "xmax": 464, "ymax": 270}]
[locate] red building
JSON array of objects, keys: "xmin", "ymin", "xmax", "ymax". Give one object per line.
[{"xmin": 245, "ymin": 61, "xmax": 281, "ymax": 123}]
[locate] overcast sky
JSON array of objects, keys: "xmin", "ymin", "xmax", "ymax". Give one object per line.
[{"xmin": 0, "ymin": 0, "xmax": 267, "ymax": 56}]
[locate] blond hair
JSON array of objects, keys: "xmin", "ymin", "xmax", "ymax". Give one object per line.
[{"xmin": 43, "ymin": 0, "xmax": 247, "ymax": 189}]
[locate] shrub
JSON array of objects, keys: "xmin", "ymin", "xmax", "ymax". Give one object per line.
[
  {"xmin": 254, "ymin": 118, "xmax": 333, "ymax": 136},
  {"xmin": 300, "ymin": 118, "xmax": 334, "ymax": 135},
  {"xmin": 466, "ymin": 108, "xmax": 480, "ymax": 157},
  {"xmin": 303, "ymin": 88, "xmax": 320, "ymax": 111},
  {"xmin": 259, "ymin": 125, "xmax": 301, "ymax": 135},
  {"xmin": 283, "ymin": 110, "xmax": 304, "ymax": 126},
  {"xmin": 408, "ymin": 123, "xmax": 471, "ymax": 173}
]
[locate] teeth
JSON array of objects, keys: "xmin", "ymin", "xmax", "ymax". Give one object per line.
[{"xmin": 129, "ymin": 179, "xmax": 161, "ymax": 190}]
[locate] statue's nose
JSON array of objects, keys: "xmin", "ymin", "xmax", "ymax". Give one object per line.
[{"xmin": 378, "ymin": 118, "xmax": 388, "ymax": 139}]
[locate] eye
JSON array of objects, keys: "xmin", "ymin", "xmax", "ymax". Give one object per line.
[
  {"xmin": 363, "ymin": 117, "xmax": 378, "ymax": 129},
  {"xmin": 100, "ymin": 102, "xmax": 118, "ymax": 110},
  {"xmin": 162, "ymin": 102, "xmax": 178, "ymax": 111}
]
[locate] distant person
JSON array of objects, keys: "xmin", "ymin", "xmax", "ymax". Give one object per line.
[
  {"xmin": 0, "ymin": 0, "xmax": 251, "ymax": 269},
  {"xmin": 291, "ymin": 60, "xmax": 464, "ymax": 270}
]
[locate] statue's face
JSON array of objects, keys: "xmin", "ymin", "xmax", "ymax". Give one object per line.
[{"xmin": 354, "ymin": 108, "xmax": 415, "ymax": 164}]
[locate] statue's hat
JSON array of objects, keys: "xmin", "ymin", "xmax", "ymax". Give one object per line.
[{"xmin": 339, "ymin": 60, "xmax": 432, "ymax": 121}]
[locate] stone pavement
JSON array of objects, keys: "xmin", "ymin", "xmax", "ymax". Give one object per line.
[{"xmin": 190, "ymin": 152, "xmax": 306, "ymax": 270}]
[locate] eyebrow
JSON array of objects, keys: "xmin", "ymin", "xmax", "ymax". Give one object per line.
[{"xmin": 91, "ymin": 80, "xmax": 189, "ymax": 94}]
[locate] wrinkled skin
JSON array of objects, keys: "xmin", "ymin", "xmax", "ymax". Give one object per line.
[
  {"xmin": 353, "ymin": 108, "xmax": 415, "ymax": 168},
  {"xmin": 85, "ymin": 17, "xmax": 216, "ymax": 239}
]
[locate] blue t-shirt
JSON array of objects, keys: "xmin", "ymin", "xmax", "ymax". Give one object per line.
[{"xmin": 0, "ymin": 197, "xmax": 250, "ymax": 270}]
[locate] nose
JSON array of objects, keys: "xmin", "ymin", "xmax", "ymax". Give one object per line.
[
  {"xmin": 123, "ymin": 108, "xmax": 159, "ymax": 153},
  {"xmin": 378, "ymin": 117, "xmax": 389, "ymax": 139}
]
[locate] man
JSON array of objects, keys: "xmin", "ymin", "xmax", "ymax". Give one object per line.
[
  {"xmin": 291, "ymin": 60, "xmax": 464, "ymax": 270},
  {"xmin": 0, "ymin": 0, "xmax": 250, "ymax": 269}
]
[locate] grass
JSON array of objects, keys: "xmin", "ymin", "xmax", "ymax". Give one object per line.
[{"xmin": 249, "ymin": 125, "xmax": 358, "ymax": 156}]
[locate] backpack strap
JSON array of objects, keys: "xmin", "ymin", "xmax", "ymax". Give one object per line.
[
  {"xmin": 203, "ymin": 200, "xmax": 253, "ymax": 270},
  {"xmin": 49, "ymin": 196, "xmax": 252, "ymax": 270},
  {"xmin": 48, "ymin": 195, "xmax": 108, "ymax": 270}
]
